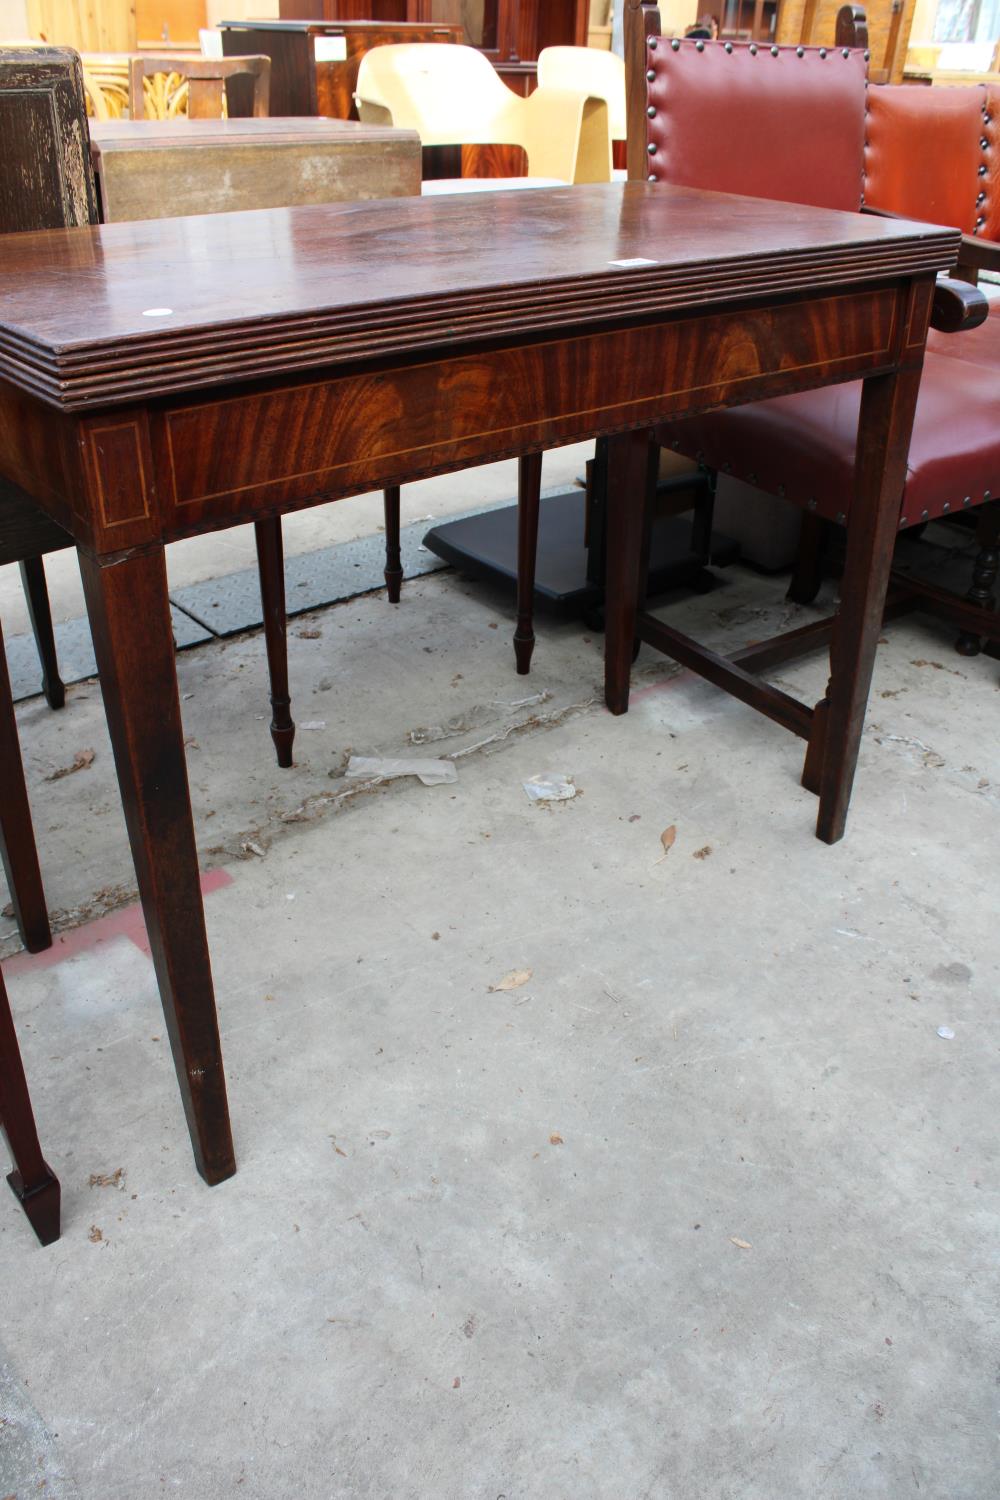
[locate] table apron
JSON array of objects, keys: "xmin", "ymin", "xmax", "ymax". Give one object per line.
[{"xmin": 0, "ymin": 278, "xmax": 931, "ymax": 555}]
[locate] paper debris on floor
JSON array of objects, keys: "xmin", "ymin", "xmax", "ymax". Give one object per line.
[
  {"xmin": 346, "ymin": 755, "xmax": 458, "ymax": 786},
  {"xmin": 522, "ymin": 772, "xmax": 576, "ymax": 802}
]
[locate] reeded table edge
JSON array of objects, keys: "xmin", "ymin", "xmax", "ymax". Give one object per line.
[{"xmin": 0, "ymin": 229, "xmax": 959, "ymax": 412}]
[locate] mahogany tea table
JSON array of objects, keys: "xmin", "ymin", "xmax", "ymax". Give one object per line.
[{"xmin": 0, "ymin": 185, "xmax": 957, "ymax": 1183}]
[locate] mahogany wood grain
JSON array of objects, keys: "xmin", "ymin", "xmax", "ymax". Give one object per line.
[
  {"xmin": 514, "ymin": 453, "xmax": 542, "ymax": 673},
  {"xmin": 78, "ymin": 547, "xmax": 235, "ymax": 1186},
  {"xmin": 254, "ymin": 518, "xmax": 295, "ymax": 768},
  {"xmin": 18, "ymin": 558, "xmax": 65, "ymax": 710},
  {"xmin": 0, "ymin": 183, "xmax": 958, "ymax": 1174},
  {"xmin": 0, "ymin": 619, "xmax": 51, "ymax": 956},
  {"xmin": 1, "ymin": 966, "xmax": 60, "ymax": 1246},
  {"xmin": 220, "ymin": 20, "xmax": 463, "ymax": 120},
  {"xmin": 383, "ymin": 485, "xmax": 403, "ymax": 602},
  {"xmin": 815, "ymin": 362, "xmax": 924, "ymax": 841}
]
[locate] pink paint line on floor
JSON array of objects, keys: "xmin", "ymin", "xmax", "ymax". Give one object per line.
[{"xmin": 1, "ymin": 868, "xmax": 234, "ymax": 978}]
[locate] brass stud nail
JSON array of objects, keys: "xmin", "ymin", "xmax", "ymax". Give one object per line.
[
  {"xmin": 696, "ymin": 39, "xmax": 705, "ymax": 50},
  {"xmin": 978, "ymin": 191, "xmax": 986, "ymax": 204},
  {"xmin": 646, "ymin": 68, "xmax": 656, "ymax": 81},
  {"xmin": 921, "ymin": 509, "xmax": 929, "ymax": 521},
  {"xmin": 899, "ymin": 515, "xmax": 907, "ymax": 527},
  {"xmin": 647, "ymin": 142, "xmax": 657, "ymax": 154},
  {"xmin": 836, "ymin": 512, "xmax": 846, "ymax": 526},
  {"xmin": 979, "ymin": 164, "xmax": 988, "ymax": 175},
  {"xmin": 864, "ymin": 49, "xmax": 870, "ymax": 60},
  {"xmin": 648, "ymin": 173, "xmax": 658, "ymax": 181},
  {"xmin": 942, "ymin": 502, "xmax": 951, "ymax": 512},
  {"xmin": 819, "ymin": 47, "xmax": 827, "ymax": 58},
  {"xmin": 749, "ymin": 42, "xmax": 758, "ymax": 54},
  {"xmin": 842, "ymin": 47, "xmax": 850, "ymax": 57},
  {"xmin": 984, "ymin": 490, "xmax": 991, "ymax": 501},
  {"xmin": 796, "ymin": 46, "xmax": 804, "ymax": 56},
  {"xmin": 724, "ymin": 41, "xmax": 733, "ymax": 52},
  {"xmin": 963, "ymin": 496, "xmax": 971, "ymax": 506},
  {"xmin": 647, "ymin": 105, "xmax": 656, "ymax": 116},
  {"xmin": 649, "ymin": 35, "xmax": 658, "ymax": 47},
  {"xmin": 981, "ymin": 137, "xmax": 989, "ymax": 149},
  {"xmin": 671, "ymin": 37, "xmax": 680, "ymax": 50},
  {"xmin": 770, "ymin": 44, "xmax": 779, "ymax": 55}
]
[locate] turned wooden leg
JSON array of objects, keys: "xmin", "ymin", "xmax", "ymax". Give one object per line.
[
  {"xmin": 254, "ymin": 517, "xmax": 295, "ymax": 769},
  {"xmin": 79, "ymin": 546, "xmax": 235, "ymax": 1186},
  {"xmin": 383, "ymin": 486, "xmax": 403, "ymax": 604},
  {"xmin": 956, "ymin": 502, "xmax": 1000, "ymax": 657},
  {"xmin": 514, "ymin": 453, "xmax": 543, "ymax": 674},
  {"xmin": 19, "ymin": 557, "xmax": 65, "ymax": 711},
  {"xmin": 604, "ymin": 429, "xmax": 659, "ymax": 715},
  {"xmin": 1, "ymin": 968, "xmax": 60, "ymax": 1246},
  {"xmin": 0, "ymin": 619, "xmax": 50, "ymax": 954},
  {"xmin": 787, "ymin": 511, "xmax": 829, "ymax": 607},
  {"xmin": 814, "ymin": 365, "xmax": 922, "ymax": 845}
]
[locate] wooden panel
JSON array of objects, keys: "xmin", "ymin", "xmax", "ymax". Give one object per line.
[
  {"xmin": 221, "ymin": 19, "xmax": 463, "ymax": 119},
  {"xmin": 154, "ymin": 285, "xmax": 901, "ymax": 533},
  {"xmin": 0, "ymin": 47, "xmax": 98, "ymax": 230},
  {"xmin": 136, "ymin": 0, "xmax": 205, "ymax": 46},
  {"xmin": 775, "ymin": 0, "xmax": 916, "ymax": 84},
  {"xmin": 26, "ymin": 0, "xmax": 135, "ymax": 52},
  {"xmin": 93, "ymin": 119, "xmax": 422, "ymax": 220}
]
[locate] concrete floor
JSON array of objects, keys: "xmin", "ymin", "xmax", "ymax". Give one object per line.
[{"xmin": 1, "ymin": 472, "xmax": 999, "ymax": 1498}]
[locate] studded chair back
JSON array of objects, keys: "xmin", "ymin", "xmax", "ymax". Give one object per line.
[
  {"xmin": 625, "ymin": 0, "xmax": 867, "ymax": 212},
  {"xmin": 864, "ymin": 83, "xmax": 990, "ymax": 237}
]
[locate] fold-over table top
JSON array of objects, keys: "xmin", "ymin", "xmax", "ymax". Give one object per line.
[{"xmin": 0, "ymin": 182, "xmax": 959, "ymax": 411}]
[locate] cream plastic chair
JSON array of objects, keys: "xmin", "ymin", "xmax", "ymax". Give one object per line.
[
  {"xmin": 537, "ymin": 46, "xmax": 625, "ymax": 146},
  {"xmin": 355, "ymin": 44, "xmax": 611, "ymax": 184}
]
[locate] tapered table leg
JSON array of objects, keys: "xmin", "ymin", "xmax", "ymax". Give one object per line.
[
  {"xmin": 254, "ymin": 517, "xmax": 295, "ymax": 769},
  {"xmin": 604, "ymin": 429, "xmax": 658, "ymax": 715},
  {"xmin": 815, "ymin": 367, "xmax": 922, "ymax": 845},
  {"xmin": 383, "ymin": 486, "xmax": 403, "ymax": 604},
  {"xmin": 19, "ymin": 556, "xmax": 65, "ymax": 711},
  {"xmin": 0, "ymin": 619, "xmax": 50, "ymax": 954},
  {"xmin": 79, "ymin": 546, "xmax": 235, "ymax": 1185},
  {"xmin": 514, "ymin": 454, "xmax": 543, "ymax": 674},
  {"xmin": 1, "ymin": 968, "xmax": 60, "ymax": 1246}
]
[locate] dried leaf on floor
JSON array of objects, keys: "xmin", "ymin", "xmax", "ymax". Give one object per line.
[
  {"xmin": 88, "ymin": 1168, "xmax": 125, "ymax": 1191},
  {"xmin": 693, "ymin": 846, "xmax": 712, "ymax": 860},
  {"xmin": 46, "ymin": 748, "xmax": 95, "ymax": 781},
  {"xmin": 298, "ymin": 628, "xmax": 322, "ymax": 639},
  {"xmin": 88, "ymin": 1225, "xmax": 104, "ymax": 1243},
  {"xmin": 549, "ymin": 1133, "xmax": 564, "ymax": 1146},
  {"xmin": 489, "ymin": 968, "xmax": 533, "ymax": 992},
  {"xmin": 240, "ymin": 840, "xmax": 266, "ymax": 859},
  {"xmin": 654, "ymin": 825, "xmax": 678, "ymax": 863},
  {"xmin": 730, "ymin": 1237, "xmax": 752, "ymax": 1250}
]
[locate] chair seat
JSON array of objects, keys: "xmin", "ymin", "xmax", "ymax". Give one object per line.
[
  {"xmin": 661, "ymin": 344, "xmax": 999, "ymax": 529},
  {"xmin": 926, "ymin": 298, "xmax": 1000, "ymax": 369}
]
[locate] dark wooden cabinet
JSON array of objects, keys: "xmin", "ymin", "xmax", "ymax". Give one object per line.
[
  {"xmin": 220, "ymin": 19, "xmax": 463, "ymax": 118},
  {"xmin": 272, "ymin": 0, "xmax": 590, "ymax": 93}
]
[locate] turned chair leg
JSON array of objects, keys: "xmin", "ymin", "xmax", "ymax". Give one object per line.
[
  {"xmin": 514, "ymin": 453, "xmax": 543, "ymax": 674},
  {"xmin": 383, "ymin": 486, "xmax": 403, "ymax": 603},
  {"xmin": 0, "ymin": 620, "xmax": 51, "ymax": 954},
  {"xmin": 1, "ymin": 967, "xmax": 60, "ymax": 1245},
  {"xmin": 254, "ymin": 518, "xmax": 295, "ymax": 769},
  {"xmin": 19, "ymin": 557, "xmax": 65, "ymax": 710},
  {"xmin": 787, "ymin": 511, "xmax": 829, "ymax": 606},
  {"xmin": 956, "ymin": 502, "xmax": 1000, "ymax": 658}
]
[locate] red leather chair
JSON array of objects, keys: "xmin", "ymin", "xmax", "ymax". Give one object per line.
[{"xmin": 625, "ymin": 1, "xmax": 999, "ymax": 670}]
